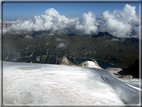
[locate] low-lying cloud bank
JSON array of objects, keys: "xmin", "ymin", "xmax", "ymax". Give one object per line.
[{"xmin": 2, "ymin": 4, "xmax": 140, "ymax": 38}]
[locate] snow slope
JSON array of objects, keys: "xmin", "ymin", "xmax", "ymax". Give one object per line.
[
  {"xmin": 86, "ymin": 61, "xmax": 101, "ymax": 69},
  {"xmin": 121, "ymin": 80, "xmax": 142, "ymax": 91},
  {"xmin": 80, "ymin": 61, "xmax": 102, "ymax": 69},
  {"xmin": 3, "ymin": 61, "xmax": 140, "ymax": 106}
]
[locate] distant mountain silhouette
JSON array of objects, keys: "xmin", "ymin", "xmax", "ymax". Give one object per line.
[
  {"xmin": 68, "ymin": 33, "xmax": 78, "ymax": 37},
  {"xmin": 92, "ymin": 32, "xmax": 114, "ymax": 40}
]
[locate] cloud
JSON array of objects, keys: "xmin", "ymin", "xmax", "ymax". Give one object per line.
[
  {"xmin": 75, "ymin": 11, "xmax": 98, "ymax": 34},
  {"xmin": 110, "ymin": 38, "xmax": 120, "ymax": 41},
  {"xmin": 25, "ymin": 35, "xmax": 33, "ymax": 39},
  {"xmin": 110, "ymin": 38, "xmax": 125, "ymax": 42},
  {"xmin": 56, "ymin": 38, "xmax": 62, "ymax": 41},
  {"xmin": 3, "ymin": 27, "xmax": 11, "ymax": 34},
  {"xmin": 2, "ymin": 4, "xmax": 140, "ymax": 38},
  {"xmin": 100, "ymin": 4, "xmax": 139, "ymax": 38},
  {"xmin": 9, "ymin": 8, "xmax": 77, "ymax": 32},
  {"xmin": 58, "ymin": 43, "xmax": 66, "ymax": 48},
  {"xmin": 3, "ymin": 8, "xmax": 98, "ymax": 35}
]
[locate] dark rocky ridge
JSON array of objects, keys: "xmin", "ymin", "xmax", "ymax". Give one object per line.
[{"xmin": 3, "ymin": 31, "xmax": 139, "ymax": 68}]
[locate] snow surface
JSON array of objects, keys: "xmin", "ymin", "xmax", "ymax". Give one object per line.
[
  {"xmin": 121, "ymin": 80, "xmax": 142, "ymax": 91},
  {"xmin": 3, "ymin": 61, "xmax": 141, "ymax": 106},
  {"xmin": 87, "ymin": 61, "xmax": 101, "ymax": 69}
]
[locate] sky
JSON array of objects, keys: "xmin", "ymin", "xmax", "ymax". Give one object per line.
[
  {"xmin": 3, "ymin": 2, "xmax": 140, "ymax": 19},
  {"xmin": 1, "ymin": 1, "xmax": 141, "ymax": 39}
]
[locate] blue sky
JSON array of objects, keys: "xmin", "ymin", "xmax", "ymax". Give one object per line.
[{"xmin": 3, "ymin": 2, "xmax": 140, "ymax": 20}]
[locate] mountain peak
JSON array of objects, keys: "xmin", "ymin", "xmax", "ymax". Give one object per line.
[{"xmin": 92, "ymin": 32, "xmax": 113, "ymax": 40}]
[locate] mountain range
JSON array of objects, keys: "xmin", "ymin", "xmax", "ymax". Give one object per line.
[{"xmin": 3, "ymin": 31, "xmax": 139, "ymax": 68}]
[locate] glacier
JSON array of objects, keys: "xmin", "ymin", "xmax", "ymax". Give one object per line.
[{"xmin": 2, "ymin": 61, "xmax": 141, "ymax": 106}]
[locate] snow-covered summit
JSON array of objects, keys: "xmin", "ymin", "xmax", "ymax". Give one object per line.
[{"xmin": 3, "ymin": 61, "xmax": 140, "ymax": 106}]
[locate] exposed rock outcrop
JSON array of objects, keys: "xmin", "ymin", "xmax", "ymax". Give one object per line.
[
  {"xmin": 106, "ymin": 68, "xmax": 134, "ymax": 80},
  {"xmin": 56, "ymin": 56, "xmax": 75, "ymax": 65},
  {"xmin": 41, "ymin": 55, "xmax": 48, "ymax": 62},
  {"xmin": 36, "ymin": 56, "xmax": 40, "ymax": 62}
]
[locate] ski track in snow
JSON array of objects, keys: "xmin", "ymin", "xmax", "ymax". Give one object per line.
[{"xmin": 2, "ymin": 61, "xmax": 141, "ymax": 106}]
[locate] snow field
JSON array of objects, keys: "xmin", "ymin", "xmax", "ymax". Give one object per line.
[{"xmin": 3, "ymin": 61, "xmax": 140, "ymax": 106}]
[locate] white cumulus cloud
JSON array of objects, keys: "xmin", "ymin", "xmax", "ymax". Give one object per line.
[
  {"xmin": 75, "ymin": 11, "xmax": 98, "ymax": 34},
  {"xmin": 10, "ymin": 8, "xmax": 76, "ymax": 32},
  {"xmin": 3, "ymin": 8, "xmax": 99, "ymax": 35},
  {"xmin": 2, "ymin": 4, "xmax": 140, "ymax": 38},
  {"xmin": 100, "ymin": 4, "xmax": 139, "ymax": 38}
]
